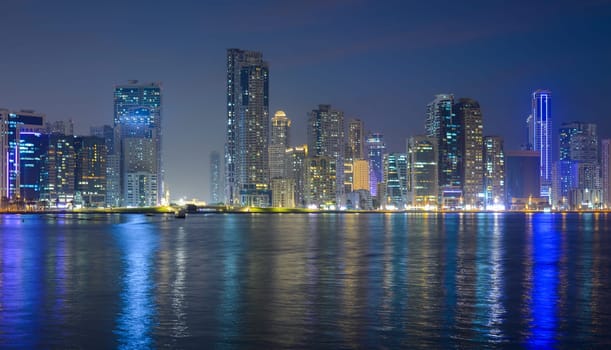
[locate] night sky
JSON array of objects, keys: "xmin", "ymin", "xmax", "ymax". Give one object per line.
[{"xmin": 1, "ymin": 0, "xmax": 610, "ymax": 201}]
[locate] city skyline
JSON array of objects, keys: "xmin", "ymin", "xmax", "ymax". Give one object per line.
[{"xmin": 1, "ymin": 0, "xmax": 610, "ymax": 200}]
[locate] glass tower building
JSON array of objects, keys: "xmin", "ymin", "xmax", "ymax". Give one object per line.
[
  {"xmin": 226, "ymin": 49, "xmax": 270, "ymax": 206},
  {"xmin": 531, "ymin": 89, "xmax": 552, "ymax": 200},
  {"xmin": 366, "ymin": 132, "xmax": 385, "ymax": 197},
  {"xmin": 455, "ymin": 98, "xmax": 484, "ymax": 209},
  {"xmin": 114, "ymin": 81, "xmax": 162, "ymax": 207}
]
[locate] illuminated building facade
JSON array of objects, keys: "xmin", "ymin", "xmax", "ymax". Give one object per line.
[
  {"xmin": 285, "ymin": 145, "xmax": 307, "ymax": 207},
  {"xmin": 40, "ymin": 134, "xmax": 77, "ymax": 207},
  {"xmin": 114, "ymin": 81, "xmax": 162, "ymax": 207},
  {"xmin": 531, "ymin": 89, "xmax": 552, "ymax": 200},
  {"xmin": 271, "ymin": 178, "xmax": 295, "ymax": 208},
  {"xmin": 352, "ymin": 159, "xmax": 370, "ymax": 192},
  {"xmin": 226, "ymin": 49, "xmax": 270, "ymax": 206},
  {"xmin": 366, "ymin": 132, "xmax": 385, "ymax": 196},
  {"xmin": 0, "ymin": 110, "xmax": 46, "ymax": 202},
  {"xmin": 74, "ymin": 136, "xmax": 107, "ymax": 208},
  {"xmin": 602, "ymin": 139, "xmax": 611, "ymax": 207},
  {"xmin": 407, "ymin": 136, "xmax": 438, "ymax": 209},
  {"xmin": 210, "ymin": 151, "xmax": 222, "ymax": 204},
  {"xmin": 383, "ymin": 153, "xmax": 407, "ymax": 209},
  {"xmin": 269, "ymin": 110, "xmax": 291, "ymax": 179},
  {"xmin": 91, "ymin": 124, "xmax": 119, "ymax": 207},
  {"xmin": 307, "ymin": 104, "xmax": 345, "ymax": 205},
  {"xmin": 304, "ymin": 155, "xmax": 336, "ymax": 208},
  {"xmin": 456, "ymin": 98, "xmax": 484, "ymax": 208},
  {"xmin": 483, "ymin": 136, "xmax": 505, "ymax": 209}
]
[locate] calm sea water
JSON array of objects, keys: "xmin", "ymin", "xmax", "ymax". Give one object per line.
[{"xmin": 0, "ymin": 212, "xmax": 610, "ymax": 349}]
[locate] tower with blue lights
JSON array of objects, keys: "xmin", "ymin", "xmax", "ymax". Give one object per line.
[
  {"xmin": 114, "ymin": 80, "xmax": 162, "ymax": 207},
  {"xmin": 366, "ymin": 132, "xmax": 385, "ymax": 197},
  {"xmin": 531, "ymin": 89, "xmax": 552, "ymax": 201}
]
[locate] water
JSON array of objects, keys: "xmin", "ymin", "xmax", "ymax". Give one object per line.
[{"xmin": 0, "ymin": 212, "xmax": 610, "ymax": 349}]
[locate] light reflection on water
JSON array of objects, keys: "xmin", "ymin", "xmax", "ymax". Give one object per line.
[{"xmin": 0, "ymin": 213, "xmax": 609, "ymax": 348}]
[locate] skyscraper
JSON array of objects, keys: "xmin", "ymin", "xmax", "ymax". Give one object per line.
[
  {"xmin": 285, "ymin": 145, "xmax": 307, "ymax": 207},
  {"xmin": 91, "ymin": 125, "xmax": 119, "ymax": 207},
  {"xmin": 40, "ymin": 134, "xmax": 77, "ymax": 207},
  {"xmin": 226, "ymin": 49, "xmax": 270, "ymax": 206},
  {"xmin": 114, "ymin": 80, "xmax": 162, "ymax": 207},
  {"xmin": 305, "ymin": 156, "xmax": 336, "ymax": 208},
  {"xmin": 602, "ymin": 139, "xmax": 611, "ymax": 208},
  {"xmin": 483, "ymin": 136, "xmax": 505, "ymax": 209},
  {"xmin": 74, "ymin": 136, "xmax": 107, "ymax": 208},
  {"xmin": 426, "ymin": 94, "xmax": 462, "ymax": 206},
  {"xmin": 366, "ymin": 132, "xmax": 385, "ymax": 196},
  {"xmin": 383, "ymin": 153, "xmax": 408, "ymax": 209},
  {"xmin": 269, "ymin": 110, "xmax": 291, "ymax": 179},
  {"xmin": 346, "ymin": 118, "xmax": 365, "ymax": 161},
  {"xmin": 555, "ymin": 121, "xmax": 600, "ymax": 209},
  {"xmin": 456, "ymin": 98, "xmax": 484, "ymax": 209},
  {"xmin": 307, "ymin": 104, "xmax": 345, "ymax": 205},
  {"xmin": 210, "ymin": 151, "xmax": 222, "ymax": 204},
  {"xmin": 407, "ymin": 136, "xmax": 438, "ymax": 209},
  {"xmin": 0, "ymin": 110, "xmax": 46, "ymax": 202},
  {"xmin": 531, "ymin": 89, "xmax": 552, "ymax": 200}
]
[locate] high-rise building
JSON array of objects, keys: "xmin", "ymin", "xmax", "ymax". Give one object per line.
[
  {"xmin": 210, "ymin": 151, "xmax": 222, "ymax": 204},
  {"xmin": 91, "ymin": 125, "xmax": 119, "ymax": 207},
  {"xmin": 346, "ymin": 119, "xmax": 365, "ymax": 161},
  {"xmin": 407, "ymin": 136, "xmax": 438, "ymax": 209},
  {"xmin": 483, "ymin": 136, "xmax": 505, "ymax": 209},
  {"xmin": 114, "ymin": 81, "xmax": 162, "ymax": 207},
  {"xmin": 304, "ymin": 156, "xmax": 336, "ymax": 208},
  {"xmin": 46, "ymin": 119, "xmax": 74, "ymax": 136},
  {"xmin": 366, "ymin": 132, "xmax": 385, "ymax": 196},
  {"xmin": 505, "ymin": 150, "xmax": 541, "ymax": 209},
  {"xmin": 0, "ymin": 110, "xmax": 46, "ymax": 202},
  {"xmin": 426, "ymin": 94, "xmax": 453, "ymax": 138},
  {"xmin": 344, "ymin": 118, "xmax": 364, "ymax": 195},
  {"xmin": 554, "ymin": 121, "xmax": 600, "ymax": 209},
  {"xmin": 271, "ymin": 178, "xmax": 295, "ymax": 208},
  {"xmin": 307, "ymin": 104, "xmax": 345, "ymax": 205},
  {"xmin": 74, "ymin": 136, "xmax": 107, "ymax": 208},
  {"xmin": 40, "ymin": 134, "xmax": 77, "ymax": 207},
  {"xmin": 285, "ymin": 145, "xmax": 307, "ymax": 207},
  {"xmin": 226, "ymin": 49, "xmax": 270, "ymax": 206},
  {"xmin": 269, "ymin": 110, "xmax": 291, "ymax": 179},
  {"xmin": 531, "ymin": 89, "xmax": 552, "ymax": 200},
  {"xmin": 602, "ymin": 139, "xmax": 611, "ymax": 208},
  {"xmin": 426, "ymin": 94, "xmax": 462, "ymax": 205},
  {"xmin": 383, "ymin": 153, "xmax": 408, "ymax": 209},
  {"xmin": 352, "ymin": 159, "xmax": 370, "ymax": 192},
  {"xmin": 456, "ymin": 98, "xmax": 484, "ymax": 209}
]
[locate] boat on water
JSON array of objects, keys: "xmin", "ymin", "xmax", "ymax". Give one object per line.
[{"xmin": 175, "ymin": 208, "xmax": 186, "ymax": 218}]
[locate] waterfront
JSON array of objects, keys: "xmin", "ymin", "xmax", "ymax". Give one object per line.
[{"xmin": 0, "ymin": 213, "xmax": 610, "ymax": 348}]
